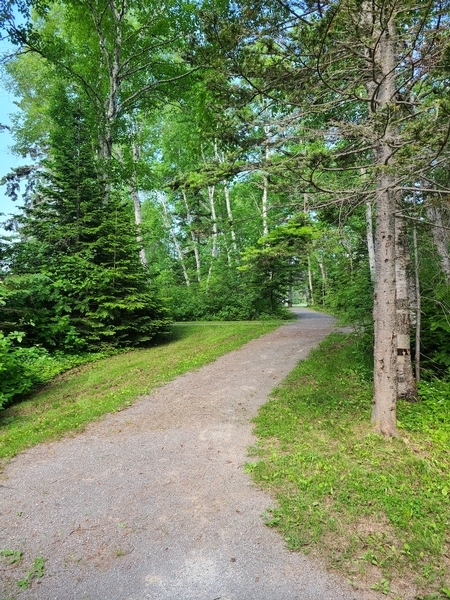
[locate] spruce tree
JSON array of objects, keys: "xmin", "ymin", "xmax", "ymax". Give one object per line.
[{"xmin": 2, "ymin": 90, "xmax": 169, "ymax": 350}]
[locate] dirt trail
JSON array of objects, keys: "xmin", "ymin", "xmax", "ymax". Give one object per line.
[{"xmin": 1, "ymin": 308, "xmax": 377, "ymax": 600}]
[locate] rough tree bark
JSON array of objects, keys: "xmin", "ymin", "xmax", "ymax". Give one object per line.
[{"xmin": 366, "ymin": 3, "xmax": 399, "ymax": 436}]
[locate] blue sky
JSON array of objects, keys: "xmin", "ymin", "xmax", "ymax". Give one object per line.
[{"xmin": 0, "ymin": 36, "xmax": 27, "ymax": 225}]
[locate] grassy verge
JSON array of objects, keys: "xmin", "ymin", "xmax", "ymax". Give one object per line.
[
  {"xmin": 247, "ymin": 333, "xmax": 450, "ymax": 600},
  {"xmin": 0, "ymin": 321, "xmax": 280, "ymax": 466}
]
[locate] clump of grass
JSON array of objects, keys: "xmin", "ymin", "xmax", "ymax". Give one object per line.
[
  {"xmin": 248, "ymin": 333, "xmax": 450, "ymax": 599},
  {"xmin": 0, "ymin": 321, "xmax": 280, "ymax": 465}
]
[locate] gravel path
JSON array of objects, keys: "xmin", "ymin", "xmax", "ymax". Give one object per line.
[{"xmin": 1, "ymin": 308, "xmax": 377, "ymax": 600}]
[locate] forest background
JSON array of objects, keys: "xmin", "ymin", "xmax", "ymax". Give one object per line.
[{"xmin": 0, "ymin": 0, "xmax": 449, "ymax": 437}]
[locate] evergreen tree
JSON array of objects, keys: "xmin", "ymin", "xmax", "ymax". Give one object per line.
[{"xmin": 1, "ymin": 91, "xmax": 169, "ymax": 350}]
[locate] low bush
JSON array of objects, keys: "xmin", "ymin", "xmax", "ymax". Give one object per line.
[{"xmin": 0, "ymin": 331, "xmax": 119, "ymax": 410}]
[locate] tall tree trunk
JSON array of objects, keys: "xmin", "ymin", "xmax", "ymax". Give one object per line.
[
  {"xmin": 367, "ymin": 5, "xmax": 399, "ymax": 437},
  {"xmin": 307, "ymin": 255, "xmax": 315, "ymax": 305},
  {"xmin": 214, "ymin": 143, "xmax": 238, "ymax": 256},
  {"xmin": 317, "ymin": 250, "xmax": 326, "ymax": 305},
  {"xmin": 224, "ymin": 185, "xmax": 238, "ymax": 254},
  {"xmin": 92, "ymin": 0, "xmax": 123, "ymax": 161},
  {"xmin": 130, "ymin": 139, "xmax": 147, "ymax": 267},
  {"xmin": 181, "ymin": 190, "xmax": 201, "ymax": 282},
  {"xmin": 412, "ymin": 219, "xmax": 421, "ymax": 383},
  {"xmin": 366, "ymin": 201, "xmax": 376, "ymax": 282},
  {"xmin": 158, "ymin": 191, "xmax": 190, "ymax": 287},
  {"xmin": 261, "ymin": 125, "xmax": 270, "ymax": 236},
  {"xmin": 427, "ymin": 204, "xmax": 450, "ymax": 284},
  {"xmin": 206, "ymin": 185, "xmax": 218, "ymax": 287},
  {"xmin": 395, "ymin": 212, "xmax": 417, "ymax": 400}
]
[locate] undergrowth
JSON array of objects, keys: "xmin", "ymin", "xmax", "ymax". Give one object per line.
[{"xmin": 248, "ymin": 333, "xmax": 450, "ymax": 600}]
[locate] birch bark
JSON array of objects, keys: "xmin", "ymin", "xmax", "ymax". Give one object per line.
[
  {"xmin": 206, "ymin": 185, "xmax": 218, "ymax": 287},
  {"xmin": 261, "ymin": 125, "xmax": 270, "ymax": 237},
  {"xmin": 158, "ymin": 191, "xmax": 191, "ymax": 287},
  {"xmin": 130, "ymin": 138, "xmax": 148, "ymax": 267},
  {"xmin": 181, "ymin": 190, "xmax": 201, "ymax": 282},
  {"xmin": 395, "ymin": 212, "xmax": 416, "ymax": 400},
  {"xmin": 307, "ymin": 255, "xmax": 315, "ymax": 306},
  {"xmin": 427, "ymin": 205, "xmax": 450, "ymax": 284},
  {"xmin": 412, "ymin": 220, "xmax": 421, "ymax": 382},
  {"xmin": 366, "ymin": 201, "xmax": 376, "ymax": 282}
]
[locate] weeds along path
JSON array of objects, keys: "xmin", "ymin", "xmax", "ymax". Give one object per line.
[{"xmin": 0, "ymin": 309, "xmax": 377, "ymax": 600}]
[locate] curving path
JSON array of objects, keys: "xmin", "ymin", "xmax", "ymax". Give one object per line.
[{"xmin": 0, "ymin": 309, "xmax": 376, "ymax": 600}]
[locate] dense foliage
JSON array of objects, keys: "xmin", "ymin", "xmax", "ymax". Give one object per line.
[{"xmin": 0, "ymin": 0, "xmax": 449, "ymax": 420}]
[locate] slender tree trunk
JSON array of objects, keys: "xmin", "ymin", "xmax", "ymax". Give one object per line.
[
  {"xmin": 181, "ymin": 190, "xmax": 201, "ymax": 282},
  {"xmin": 307, "ymin": 255, "xmax": 315, "ymax": 305},
  {"xmin": 261, "ymin": 125, "xmax": 270, "ymax": 236},
  {"xmin": 224, "ymin": 185, "xmax": 238, "ymax": 254},
  {"xmin": 317, "ymin": 251, "xmax": 326, "ymax": 305},
  {"xmin": 412, "ymin": 220, "xmax": 421, "ymax": 383},
  {"xmin": 366, "ymin": 201, "xmax": 376, "ymax": 282},
  {"xmin": 395, "ymin": 212, "xmax": 417, "ymax": 400},
  {"xmin": 206, "ymin": 185, "xmax": 218, "ymax": 287},
  {"xmin": 214, "ymin": 143, "xmax": 238, "ymax": 256},
  {"xmin": 158, "ymin": 191, "xmax": 190, "ymax": 287},
  {"xmin": 427, "ymin": 205, "xmax": 450, "ymax": 284},
  {"xmin": 368, "ymin": 6, "xmax": 399, "ymax": 436},
  {"xmin": 92, "ymin": 0, "xmax": 123, "ymax": 161},
  {"xmin": 130, "ymin": 139, "xmax": 148, "ymax": 267}
]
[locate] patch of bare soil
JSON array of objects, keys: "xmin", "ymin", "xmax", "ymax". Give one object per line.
[{"xmin": 1, "ymin": 309, "xmax": 380, "ymax": 600}]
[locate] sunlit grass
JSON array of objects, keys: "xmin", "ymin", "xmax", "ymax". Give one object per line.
[
  {"xmin": 248, "ymin": 333, "xmax": 450, "ymax": 599},
  {"xmin": 0, "ymin": 321, "xmax": 280, "ymax": 465}
]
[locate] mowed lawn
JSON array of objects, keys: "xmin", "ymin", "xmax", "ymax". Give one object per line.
[{"xmin": 0, "ymin": 321, "xmax": 281, "ymax": 465}]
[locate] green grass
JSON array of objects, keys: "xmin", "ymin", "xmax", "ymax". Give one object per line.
[
  {"xmin": 248, "ymin": 333, "xmax": 450, "ymax": 600},
  {"xmin": 0, "ymin": 321, "xmax": 280, "ymax": 466}
]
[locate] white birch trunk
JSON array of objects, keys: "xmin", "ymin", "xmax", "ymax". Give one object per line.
[
  {"xmin": 412, "ymin": 221, "xmax": 421, "ymax": 382},
  {"xmin": 307, "ymin": 255, "xmax": 315, "ymax": 306},
  {"xmin": 158, "ymin": 191, "xmax": 190, "ymax": 287},
  {"xmin": 317, "ymin": 251, "xmax": 326, "ymax": 305},
  {"xmin": 181, "ymin": 190, "xmax": 201, "ymax": 282},
  {"xmin": 395, "ymin": 212, "xmax": 417, "ymax": 400},
  {"xmin": 261, "ymin": 125, "xmax": 270, "ymax": 237},
  {"xmin": 224, "ymin": 185, "xmax": 238, "ymax": 254},
  {"xmin": 427, "ymin": 205, "xmax": 450, "ymax": 284},
  {"xmin": 213, "ymin": 143, "xmax": 238, "ymax": 256},
  {"xmin": 206, "ymin": 185, "xmax": 218, "ymax": 287},
  {"xmin": 366, "ymin": 201, "xmax": 376, "ymax": 282},
  {"xmin": 92, "ymin": 0, "xmax": 124, "ymax": 161},
  {"xmin": 130, "ymin": 139, "xmax": 147, "ymax": 267}
]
